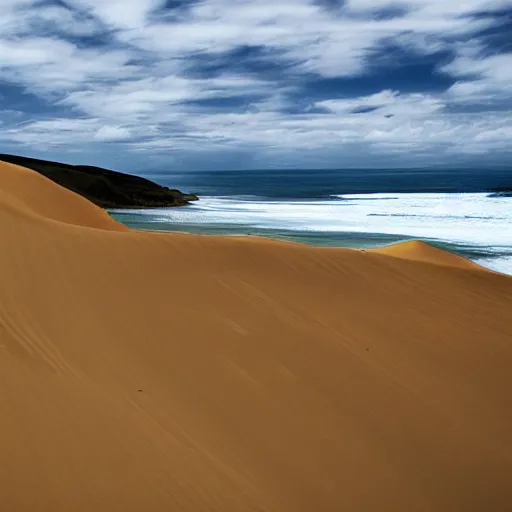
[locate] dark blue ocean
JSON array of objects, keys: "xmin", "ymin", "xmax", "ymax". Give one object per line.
[
  {"xmin": 152, "ymin": 167, "xmax": 512, "ymax": 198},
  {"xmin": 111, "ymin": 168, "xmax": 512, "ymax": 275}
]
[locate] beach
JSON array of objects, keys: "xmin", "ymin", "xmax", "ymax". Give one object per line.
[{"xmin": 1, "ymin": 160, "xmax": 512, "ymax": 511}]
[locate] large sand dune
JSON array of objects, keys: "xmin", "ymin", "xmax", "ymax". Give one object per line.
[{"xmin": 1, "ymin": 161, "xmax": 511, "ymax": 511}]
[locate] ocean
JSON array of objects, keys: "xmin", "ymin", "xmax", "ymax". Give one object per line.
[{"xmin": 110, "ymin": 168, "xmax": 512, "ymax": 275}]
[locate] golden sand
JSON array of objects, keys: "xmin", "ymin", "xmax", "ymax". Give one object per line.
[{"xmin": 1, "ymin": 161, "xmax": 511, "ymax": 511}]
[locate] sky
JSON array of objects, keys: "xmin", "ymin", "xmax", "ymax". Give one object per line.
[{"xmin": 0, "ymin": 0, "xmax": 512, "ymax": 171}]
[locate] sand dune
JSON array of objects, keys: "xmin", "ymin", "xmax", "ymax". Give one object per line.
[
  {"xmin": 372, "ymin": 239, "xmax": 484, "ymax": 270},
  {"xmin": 1, "ymin": 160, "xmax": 512, "ymax": 512},
  {"xmin": 0, "ymin": 161, "xmax": 126, "ymax": 231}
]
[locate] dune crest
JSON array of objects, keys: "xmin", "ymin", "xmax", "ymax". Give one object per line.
[
  {"xmin": 372, "ymin": 239, "xmax": 484, "ymax": 270},
  {"xmin": 0, "ymin": 161, "xmax": 126, "ymax": 231},
  {"xmin": 1, "ymin": 162, "xmax": 512, "ymax": 511}
]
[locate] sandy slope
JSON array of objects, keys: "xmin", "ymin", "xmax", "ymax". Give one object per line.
[
  {"xmin": 1, "ymin": 161, "xmax": 512, "ymax": 512},
  {"xmin": 372, "ymin": 239, "xmax": 484, "ymax": 270}
]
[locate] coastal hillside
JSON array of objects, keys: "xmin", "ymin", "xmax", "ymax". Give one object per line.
[
  {"xmin": 0, "ymin": 153, "xmax": 197, "ymax": 208},
  {"xmin": 1, "ymin": 160, "xmax": 512, "ymax": 511}
]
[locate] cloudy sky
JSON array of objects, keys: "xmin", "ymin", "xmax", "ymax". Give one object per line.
[{"xmin": 1, "ymin": 0, "xmax": 511, "ymax": 171}]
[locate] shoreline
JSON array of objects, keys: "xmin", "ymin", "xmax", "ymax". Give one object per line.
[
  {"xmin": 109, "ymin": 211, "xmax": 512, "ymax": 276},
  {"xmin": 107, "ymin": 186, "xmax": 512, "ymax": 276}
]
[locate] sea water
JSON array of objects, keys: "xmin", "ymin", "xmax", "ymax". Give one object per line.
[{"xmin": 110, "ymin": 168, "xmax": 512, "ymax": 275}]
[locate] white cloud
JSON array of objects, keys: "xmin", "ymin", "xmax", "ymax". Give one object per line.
[
  {"xmin": 29, "ymin": 5, "xmax": 101, "ymax": 36},
  {"xmin": 0, "ymin": 37, "xmax": 71, "ymax": 67},
  {"xmin": 3, "ymin": 118, "xmax": 101, "ymax": 146},
  {"xmin": 443, "ymin": 51, "xmax": 512, "ymax": 82},
  {"xmin": 344, "ymin": 0, "xmax": 512, "ymax": 14},
  {"xmin": 59, "ymin": 73, "xmax": 273, "ymax": 124},
  {"xmin": 444, "ymin": 50, "xmax": 512, "ymax": 103},
  {"xmin": 61, "ymin": 0, "xmax": 164, "ymax": 29},
  {"xmin": 0, "ymin": 1, "xmax": 102, "ymax": 37},
  {"xmin": 317, "ymin": 90, "xmax": 445, "ymax": 117},
  {"xmin": 0, "ymin": 35, "xmax": 138, "ymax": 94},
  {"xmin": 94, "ymin": 125, "xmax": 132, "ymax": 141}
]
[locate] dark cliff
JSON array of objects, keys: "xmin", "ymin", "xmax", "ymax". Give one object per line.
[{"xmin": 0, "ymin": 153, "xmax": 198, "ymax": 209}]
